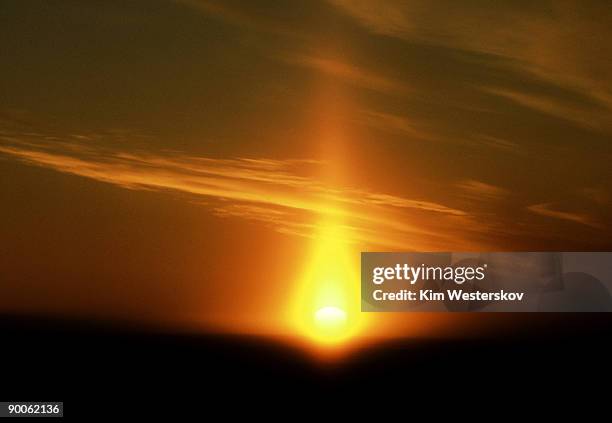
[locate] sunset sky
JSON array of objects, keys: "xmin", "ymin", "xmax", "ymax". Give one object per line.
[{"xmin": 1, "ymin": 1, "xmax": 611, "ymax": 341}]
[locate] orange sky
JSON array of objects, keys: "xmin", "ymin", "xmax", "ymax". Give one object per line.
[{"xmin": 1, "ymin": 0, "xmax": 611, "ymax": 343}]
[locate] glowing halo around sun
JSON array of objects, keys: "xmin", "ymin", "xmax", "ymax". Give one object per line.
[{"xmin": 288, "ymin": 222, "xmax": 365, "ymax": 346}]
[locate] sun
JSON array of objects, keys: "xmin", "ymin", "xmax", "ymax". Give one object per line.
[
  {"xmin": 314, "ymin": 305, "xmax": 348, "ymax": 338},
  {"xmin": 315, "ymin": 306, "xmax": 347, "ymax": 328},
  {"xmin": 288, "ymin": 222, "xmax": 364, "ymax": 345}
]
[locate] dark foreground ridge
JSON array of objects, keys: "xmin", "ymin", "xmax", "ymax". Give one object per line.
[{"xmin": 1, "ymin": 314, "xmax": 611, "ymax": 417}]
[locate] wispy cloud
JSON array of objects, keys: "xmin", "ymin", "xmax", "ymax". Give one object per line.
[
  {"xmin": 527, "ymin": 203, "xmax": 600, "ymax": 228},
  {"xmin": 456, "ymin": 179, "xmax": 509, "ymax": 201},
  {"xmin": 354, "ymin": 109, "xmax": 428, "ymax": 140},
  {"xmin": 329, "ymin": 0, "xmax": 612, "ymax": 133},
  {"xmin": 174, "ymin": 0, "xmax": 303, "ymax": 38},
  {"xmin": 474, "ymin": 135, "xmax": 522, "ymax": 154},
  {"xmin": 282, "ymin": 54, "xmax": 410, "ymax": 95},
  {"xmin": 482, "ymin": 87, "xmax": 610, "ymax": 132},
  {"xmin": 0, "ymin": 133, "xmax": 479, "ymax": 250},
  {"xmin": 581, "ymin": 187, "xmax": 610, "ymax": 205}
]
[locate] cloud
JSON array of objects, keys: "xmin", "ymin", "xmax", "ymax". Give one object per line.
[
  {"xmin": 456, "ymin": 180, "xmax": 509, "ymax": 201},
  {"xmin": 354, "ymin": 109, "xmax": 428, "ymax": 140},
  {"xmin": 474, "ymin": 135, "xmax": 521, "ymax": 154},
  {"xmin": 178, "ymin": 0, "xmax": 612, "ymax": 136},
  {"xmin": 527, "ymin": 203, "xmax": 600, "ymax": 228},
  {"xmin": 0, "ymin": 133, "xmax": 479, "ymax": 250},
  {"xmin": 581, "ymin": 187, "xmax": 610, "ymax": 205},
  {"xmin": 329, "ymin": 0, "xmax": 612, "ymax": 133},
  {"xmin": 212, "ymin": 203, "xmax": 317, "ymax": 239},
  {"xmin": 354, "ymin": 192, "xmax": 465, "ymax": 216},
  {"xmin": 174, "ymin": 0, "xmax": 301, "ymax": 38},
  {"xmin": 282, "ymin": 54, "xmax": 410, "ymax": 95},
  {"xmin": 482, "ymin": 87, "xmax": 610, "ymax": 132}
]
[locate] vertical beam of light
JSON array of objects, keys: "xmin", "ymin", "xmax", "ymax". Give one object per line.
[{"xmin": 286, "ymin": 47, "xmax": 369, "ymax": 346}]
